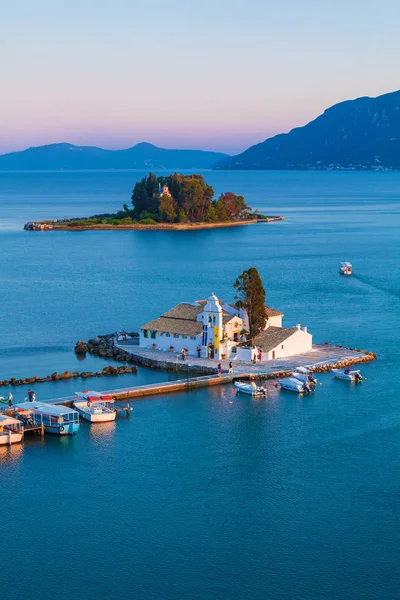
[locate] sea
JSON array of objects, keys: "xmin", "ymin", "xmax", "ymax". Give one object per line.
[{"xmin": 1, "ymin": 170, "xmax": 400, "ymax": 600}]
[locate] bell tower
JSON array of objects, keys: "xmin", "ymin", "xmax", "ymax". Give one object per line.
[{"xmin": 201, "ymin": 293, "xmax": 223, "ymax": 359}]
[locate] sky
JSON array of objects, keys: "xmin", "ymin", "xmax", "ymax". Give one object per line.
[{"xmin": 1, "ymin": 0, "xmax": 399, "ymax": 155}]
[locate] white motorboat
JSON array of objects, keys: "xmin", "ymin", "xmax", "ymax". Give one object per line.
[
  {"xmin": 73, "ymin": 391, "xmax": 116, "ymax": 423},
  {"xmin": 234, "ymin": 381, "xmax": 266, "ymax": 396},
  {"xmin": 333, "ymin": 369, "xmax": 362, "ymax": 382},
  {"xmin": 278, "ymin": 377, "xmax": 309, "ymax": 393},
  {"xmin": 292, "ymin": 369, "xmax": 317, "ymax": 386},
  {"xmin": 339, "ymin": 261, "xmax": 352, "ymax": 276},
  {"xmin": 0, "ymin": 415, "xmax": 24, "ymax": 445}
]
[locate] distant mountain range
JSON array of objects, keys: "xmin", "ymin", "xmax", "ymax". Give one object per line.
[
  {"xmin": 0, "ymin": 142, "xmax": 228, "ymax": 170},
  {"xmin": 215, "ymin": 90, "xmax": 400, "ymax": 170}
]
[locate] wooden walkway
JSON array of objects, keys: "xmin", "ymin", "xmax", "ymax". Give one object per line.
[{"xmin": 40, "ymin": 373, "xmax": 249, "ymax": 407}]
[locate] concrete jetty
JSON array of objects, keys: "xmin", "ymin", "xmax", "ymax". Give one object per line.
[
  {"xmin": 115, "ymin": 343, "xmax": 376, "ymax": 376},
  {"xmin": 36, "ymin": 343, "xmax": 375, "ymax": 408},
  {"xmin": 40, "ymin": 373, "xmax": 247, "ymax": 407}
]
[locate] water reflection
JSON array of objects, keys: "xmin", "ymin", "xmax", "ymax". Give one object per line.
[
  {"xmin": 0, "ymin": 442, "xmax": 23, "ymax": 465},
  {"xmin": 88, "ymin": 420, "xmax": 117, "ymax": 443}
]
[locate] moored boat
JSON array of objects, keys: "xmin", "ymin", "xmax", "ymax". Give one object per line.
[
  {"xmin": 339, "ymin": 261, "xmax": 352, "ymax": 276},
  {"xmin": 14, "ymin": 402, "xmax": 80, "ymax": 435},
  {"xmin": 278, "ymin": 377, "xmax": 311, "ymax": 393},
  {"xmin": 234, "ymin": 381, "xmax": 266, "ymax": 396},
  {"xmin": 0, "ymin": 415, "xmax": 24, "ymax": 445},
  {"xmin": 292, "ymin": 369, "xmax": 317, "ymax": 387},
  {"xmin": 332, "ymin": 369, "xmax": 362, "ymax": 382},
  {"xmin": 73, "ymin": 391, "xmax": 116, "ymax": 423}
]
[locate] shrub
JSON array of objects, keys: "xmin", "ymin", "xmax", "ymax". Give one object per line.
[{"xmin": 139, "ymin": 218, "xmax": 157, "ymax": 225}]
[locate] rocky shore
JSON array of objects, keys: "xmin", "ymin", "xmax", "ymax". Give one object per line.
[
  {"xmin": 75, "ymin": 333, "xmax": 138, "ymax": 362},
  {"xmin": 0, "ymin": 364, "xmax": 138, "ymax": 388}
]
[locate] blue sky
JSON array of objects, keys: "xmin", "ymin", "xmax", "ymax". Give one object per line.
[{"xmin": 1, "ymin": 0, "xmax": 399, "ymax": 154}]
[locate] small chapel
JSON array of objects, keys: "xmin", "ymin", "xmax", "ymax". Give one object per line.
[{"xmin": 139, "ymin": 293, "xmax": 312, "ymax": 362}]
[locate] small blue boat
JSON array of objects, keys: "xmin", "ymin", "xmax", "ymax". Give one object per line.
[{"xmin": 15, "ymin": 402, "xmax": 80, "ymax": 435}]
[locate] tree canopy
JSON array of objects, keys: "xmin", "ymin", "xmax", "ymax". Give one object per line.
[
  {"xmin": 131, "ymin": 173, "xmax": 253, "ymax": 223},
  {"xmin": 234, "ymin": 267, "xmax": 267, "ymax": 343}
]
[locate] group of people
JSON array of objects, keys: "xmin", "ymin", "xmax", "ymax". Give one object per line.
[
  {"xmin": 217, "ymin": 362, "xmax": 234, "ymax": 377},
  {"xmin": 6, "ymin": 388, "xmax": 36, "ymax": 407}
]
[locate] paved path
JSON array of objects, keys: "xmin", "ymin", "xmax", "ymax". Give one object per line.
[{"xmin": 116, "ymin": 343, "xmax": 371, "ymax": 376}]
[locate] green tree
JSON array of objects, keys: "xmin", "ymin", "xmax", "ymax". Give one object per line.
[
  {"xmin": 159, "ymin": 193, "xmax": 177, "ymax": 222},
  {"xmin": 234, "ymin": 267, "xmax": 267, "ymax": 343},
  {"xmin": 178, "ymin": 209, "xmax": 188, "ymax": 223},
  {"xmin": 204, "ymin": 205, "xmax": 218, "ymax": 222}
]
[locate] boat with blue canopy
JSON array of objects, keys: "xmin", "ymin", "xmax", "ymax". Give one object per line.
[{"xmin": 14, "ymin": 402, "xmax": 80, "ymax": 435}]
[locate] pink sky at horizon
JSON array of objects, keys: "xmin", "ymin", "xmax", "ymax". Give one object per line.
[{"xmin": 1, "ymin": 0, "xmax": 399, "ymax": 156}]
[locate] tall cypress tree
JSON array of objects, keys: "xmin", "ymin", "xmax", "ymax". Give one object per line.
[{"xmin": 234, "ymin": 267, "xmax": 266, "ymax": 343}]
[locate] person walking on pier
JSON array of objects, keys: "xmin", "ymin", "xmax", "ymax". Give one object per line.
[
  {"xmin": 8, "ymin": 392, "xmax": 13, "ymax": 407},
  {"xmin": 228, "ymin": 362, "xmax": 233, "ymax": 374},
  {"xmin": 217, "ymin": 363, "xmax": 222, "ymax": 377},
  {"xmin": 27, "ymin": 389, "xmax": 33, "ymax": 402}
]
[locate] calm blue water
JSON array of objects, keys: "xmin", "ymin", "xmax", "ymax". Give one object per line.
[{"xmin": 1, "ymin": 170, "xmax": 400, "ymax": 599}]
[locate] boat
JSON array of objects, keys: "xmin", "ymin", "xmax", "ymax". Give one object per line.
[
  {"xmin": 292, "ymin": 368, "xmax": 317, "ymax": 386},
  {"xmin": 339, "ymin": 261, "xmax": 352, "ymax": 276},
  {"xmin": 278, "ymin": 377, "xmax": 311, "ymax": 393},
  {"xmin": 234, "ymin": 381, "xmax": 266, "ymax": 396},
  {"xmin": 14, "ymin": 402, "xmax": 80, "ymax": 435},
  {"xmin": 0, "ymin": 415, "xmax": 24, "ymax": 445},
  {"xmin": 332, "ymin": 369, "xmax": 362, "ymax": 382},
  {"xmin": 73, "ymin": 391, "xmax": 116, "ymax": 423}
]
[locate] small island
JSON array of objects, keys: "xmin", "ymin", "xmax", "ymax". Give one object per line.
[{"xmin": 24, "ymin": 172, "xmax": 284, "ymax": 231}]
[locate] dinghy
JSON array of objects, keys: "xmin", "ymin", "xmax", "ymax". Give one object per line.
[
  {"xmin": 333, "ymin": 369, "xmax": 362, "ymax": 382},
  {"xmin": 234, "ymin": 381, "xmax": 266, "ymax": 396},
  {"xmin": 292, "ymin": 369, "xmax": 317, "ymax": 387},
  {"xmin": 278, "ymin": 377, "xmax": 312, "ymax": 394}
]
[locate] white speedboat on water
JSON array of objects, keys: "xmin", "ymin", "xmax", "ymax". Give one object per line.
[
  {"xmin": 333, "ymin": 369, "xmax": 362, "ymax": 382},
  {"xmin": 73, "ymin": 391, "xmax": 116, "ymax": 423},
  {"xmin": 339, "ymin": 261, "xmax": 352, "ymax": 276},
  {"xmin": 292, "ymin": 368, "xmax": 317, "ymax": 387},
  {"xmin": 278, "ymin": 377, "xmax": 312, "ymax": 393},
  {"xmin": 0, "ymin": 415, "xmax": 24, "ymax": 445},
  {"xmin": 234, "ymin": 381, "xmax": 266, "ymax": 396}
]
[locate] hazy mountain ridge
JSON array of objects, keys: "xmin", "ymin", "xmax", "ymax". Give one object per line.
[
  {"xmin": 0, "ymin": 142, "xmax": 228, "ymax": 170},
  {"xmin": 215, "ymin": 90, "xmax": 400, "ymax": 170}
]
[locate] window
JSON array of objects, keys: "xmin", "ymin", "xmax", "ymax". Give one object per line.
[
  {"xmin": 166, "ymin": 332, "xmax": 171, "ymax": 337},
  {"xmin": 182, "ymin": 335, "xmax": 187, "ymax": 339},
  {"xmin": 143, "ymin": 330, "xmax": 148, "ymax": 338},
  {"xmin": 281, "ymin": 345, "xmax": 284, "ymax": 349},
  {"xmin": 151, "ymin": 331, "xmax": 156, "ymax": 339}
]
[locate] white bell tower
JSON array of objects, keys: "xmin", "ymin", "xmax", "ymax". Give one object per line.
[{"xmin": 201, "ymin": 293, "xmax": 223, "ymax": 359}]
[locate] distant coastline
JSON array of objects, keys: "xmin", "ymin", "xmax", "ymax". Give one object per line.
[{"xmin": 24, "ymin": 217, "xmax": 284, "ymax": 232}]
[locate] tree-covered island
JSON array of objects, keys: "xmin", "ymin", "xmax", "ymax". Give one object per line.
[
  {"xmin": 24, "ymin": 173, "xmax": 284, "ymax": 231},
  {"xmin": 129, "ymin": 172, "xmax": 255, "ymax": 224}
]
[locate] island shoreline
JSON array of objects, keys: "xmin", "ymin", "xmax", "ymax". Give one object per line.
[{"xmin": 24, "ymin": 216, "xmax": 284, "ymax": 231}]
